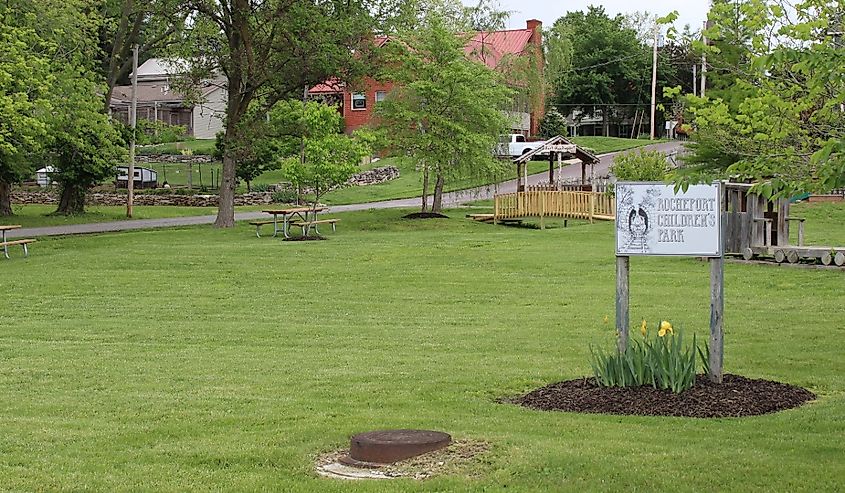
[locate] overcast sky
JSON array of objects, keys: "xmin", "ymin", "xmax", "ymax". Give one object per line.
[{"xmin": 476, "ymin": 1, "xmax": 709, "ymax": 31}]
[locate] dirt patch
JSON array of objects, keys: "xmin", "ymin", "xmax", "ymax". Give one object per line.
[
  {"xmin": 510, "ymin": 374, "xmax": 815, "ymax": 418},
  {"xmin": 316, "ymin": 439, "xmax": 490, "ymax": 480},
  {"xmin": 283, "ymin": 235, "xmax": 327, "ymax": 241},
  {"xmin": 403, "ymin": 212, "xmax": 450, "ymax": 219}
]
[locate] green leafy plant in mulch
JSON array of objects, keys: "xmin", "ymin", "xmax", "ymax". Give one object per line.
[{"xmin": 590, "ymin": 320, "xmax": 709, "ymax": 394}]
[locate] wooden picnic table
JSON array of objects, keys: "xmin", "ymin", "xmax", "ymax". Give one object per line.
[
  {"xmin": 0, "ymin": 225, "xmax": 29, "ymax": 259},
  {"xmin": 1, "ymin": 224, "xmax": 21, "ymax": 244},
  {"xmin": 261, "ymin": 207, "xmax": 326, "ymax": 239}
]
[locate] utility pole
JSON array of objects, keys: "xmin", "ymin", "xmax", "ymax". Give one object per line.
[
  {"xmin": 692, "ymin": 64, "xmax": 697, "ymax": 97},
  {"xmin": 701, "ymin": 21, "xmax": 707, "ymax": 98},
  {"xmin": 650, "ymin": 25, "xmax": 659, "ymax": 140},
  {"xmin": 127, "ymin": 44, "xmax": 139, "ymax": 218}
]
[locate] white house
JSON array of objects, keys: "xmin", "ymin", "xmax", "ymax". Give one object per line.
[{"xmin": 109, "ymin": 58, "xmax": 226, "ymax": 139}]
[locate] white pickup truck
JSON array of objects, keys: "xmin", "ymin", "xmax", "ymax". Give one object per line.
[{"xmin": 497, "ymin": 134, "xmax": 548, "ymax": 158}]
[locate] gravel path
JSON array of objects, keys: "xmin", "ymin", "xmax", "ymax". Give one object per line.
[{"xmin": 9, "ymin": 141, "xmax": 684, "ymax": 238}]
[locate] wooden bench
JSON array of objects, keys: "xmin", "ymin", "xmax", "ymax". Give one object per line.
[
  {"xmin": 289, "ymin": 218, "xmax": 340, "ymax": 236},
  {"xmin": 248, "ymin": 220, "xmax": 277, "ymax": 238},
  {"xmin": 1, "ymin": 238, "xmax": 35, "ymax": 259}
]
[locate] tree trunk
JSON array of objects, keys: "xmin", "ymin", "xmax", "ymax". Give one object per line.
[
  {"xmin": 215, "ymin": 153, "xmax": 237, "ymax": 227},
  {"xmin": 56, "ymin": 184, "xmax": 86, "ymax": 215},
  {"xmin": 431, "ymin": 172, "xmax": 445, "ymax": 213},
  {"xmin": 0, "ymin": 181, "xmax": 13, "ymax": 216},
  {"xmin": 214, "ymin": 73, "xmax": 247, "ymax": 228},
  {"xmin": 420, "ymin": 165, "xmax": 429, "ymax": 212}
]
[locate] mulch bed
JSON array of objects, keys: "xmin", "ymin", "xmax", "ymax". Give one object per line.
[
  {"xmin": 403, "ymin": 212, "xmax": 450, "ymax": 219},
  {"xmin": 510, "ymin": 374, "xmax": 815, "ymax": 418}
]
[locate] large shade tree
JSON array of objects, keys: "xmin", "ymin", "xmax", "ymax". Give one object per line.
[
  {"xmin": 178, "ymin": 0, "xmax": 375, "ymax": 227},
  {"xmin": 0, "ymin": 19, "xmax": 52, "ymax": 216},
  {"xmin": 549, "ymin": 6, "xmax": 680, "ymax": 136}
]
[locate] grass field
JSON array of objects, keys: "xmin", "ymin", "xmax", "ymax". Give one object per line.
[
  {"xmin": 138, "ymin": 139, "xmax": 217, "ymax": 156},
  {"xmin": 0, "ymin": 204, "xmax": 269, "ymax": 229},
  {"xmin": 1, "ymin": 203, "xmax": 843, "ymax": 491},
  {"xmin": 321, "ymin": 137, "xmax": 656, "ymax": 205}
]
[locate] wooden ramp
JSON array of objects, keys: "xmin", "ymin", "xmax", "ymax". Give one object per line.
[{"xmin": 492, "ymin": 191, "xmax": 615, "ymax": 229}]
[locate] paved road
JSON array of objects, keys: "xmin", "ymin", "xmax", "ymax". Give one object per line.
[{"xmin": 9, "ymin": 141, "xmax": 684, "ymax": 238}]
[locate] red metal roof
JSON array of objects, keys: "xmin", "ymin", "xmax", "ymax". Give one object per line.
[
  {"xmin": 309, "ymin": 29, "xmax": 535, "ymax": 94},
  {"xmin": 464, "ymin": 29, "xmax": 534, "ymax": 68}
]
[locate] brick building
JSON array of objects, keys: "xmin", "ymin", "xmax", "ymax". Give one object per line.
[{"xmin": 309, "ymin": 20, "xmax": 545, "ymax": 136}]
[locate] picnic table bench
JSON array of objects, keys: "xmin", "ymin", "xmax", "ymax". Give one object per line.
[
  {"xmin": 289, "ymin": 218, "xmax": 340, "ymax": 236},
  {"xmin": 254, "ymin": 207, "xmax": 328, "ymax": 238},
  {"xmin": 0, "ymin": 225, "xmax": 35, "ymax": 259}
]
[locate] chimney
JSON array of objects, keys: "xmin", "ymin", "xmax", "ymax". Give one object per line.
[{"xmin": 526, "ymin": 19, "xmax": 545, "ymax": 136}]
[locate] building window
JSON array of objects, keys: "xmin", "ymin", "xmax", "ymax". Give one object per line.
[
  {"xmin": 352, "ymin": 93, "xmax": 367, "ymax": 110},
  {"xmin": 375, "ymin": 91, "xmax": 387, "ymax": 103}
]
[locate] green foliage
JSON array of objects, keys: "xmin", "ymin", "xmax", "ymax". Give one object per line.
[
  {"xmin": 590, "ymin": 321, "xmax": 708, "ymax": 393},
  {"xmin": 538, "ymin": 109, "xmax": 567, "ymax": 138},
  {"xmin": 374, "ymin": 14, "xmax": 514, "ymax": 210},
  {"xmin": 677, "ymin": 0, "xmax": 845, "ymax": 197},
  {"xmin": 137, "ymin": 120, "xmax": 187, "ymax": 145},
  {"xmin": 611, "ymin": 149, "xmax": 671, "ymax": 181},
  {"xmin": 177, "ymin": 0, "xmax": 376, "ymax": 226},
  {"xmin": 281, "ymin": 102, "xmax": 369, "ymax": 204},
  {"xmin": 271, "ymin": 189, "xmax": 298, "ymax": 204},
  {"xmin": 47, "ymin": 74, "xmax": 127, "ymax": 214},
  {"xmin": 0, "ymin": 17, "xmax": 54, "ymax": 213},
  {"xmin": 550, "ymin": 7, "xmax": 651, "ymax": 112}
]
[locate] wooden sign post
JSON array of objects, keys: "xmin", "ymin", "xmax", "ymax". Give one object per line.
[{"xmin": 615, "ymin": 182, "xmax": 725, "ymax": 382}]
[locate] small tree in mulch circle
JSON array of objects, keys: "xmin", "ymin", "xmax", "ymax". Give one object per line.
[{"xmin": 282, "ymin": 102, "xmax": 369, "ymax": 237}]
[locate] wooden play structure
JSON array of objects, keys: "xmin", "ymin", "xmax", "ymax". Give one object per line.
[
  {"xmin": 471, "ymin": 136, "xmax": 615, "ymax": 227},
  {"xmin": 724, "ymin": 183, "xmax": 845, "ymax": 265}
]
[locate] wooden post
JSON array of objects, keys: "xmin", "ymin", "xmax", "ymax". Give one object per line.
[
  {"xmin": 616, "ymin": 256, "xmax": 630, "ymax": 352},
  {"xmin": 709, "ymin": 255, "xmax": 724, "ymax": 382},
  {"xmin": 539, "ymin": 192, "xmax": 545, "ymax": 230},
  {"xmin": 557, "ymin": 152, "xmax": 562, "ymax": 189},
  {"xmin": 589, "ymin": 193, "xmax": 595, "ymax": 223},
  {"xmin": 548, "ymin": 152, "xmax": 554, "ymax": 184}
]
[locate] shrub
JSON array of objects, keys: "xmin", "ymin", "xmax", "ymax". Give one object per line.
[
  {"xmin": 539, "ymin": 109, "xmax": 567, "ymax": 138},
  {"xmin": 136, "ymin": 120, "xmax": 188, "ymax": 145},
  {"xmin": 251, "ymin": 183, "xmax": 271, "ymax": 193},
  {"xmin": 611, "ymin": 149, "xmax": 671, "ymax": 182},
  {"xmin": 271, "ymin": 189, "xmax": 297, "ymax": 204},
  {"xmin": 590, "ymin": 320, "xmax": 709, "ymax": 394}
]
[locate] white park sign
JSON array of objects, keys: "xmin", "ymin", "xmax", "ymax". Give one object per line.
[
  {"xmin": 614, "ymin": 181, "xmax": 726, "ymax": 382},
  {"xmin": 615, "ymin": 182, "xmax": 722, "ymax": 257}
]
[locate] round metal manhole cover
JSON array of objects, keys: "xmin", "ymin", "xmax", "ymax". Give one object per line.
[{"xmin": 341, "ymin": 429, "xmax": 451, "ymax": 465}]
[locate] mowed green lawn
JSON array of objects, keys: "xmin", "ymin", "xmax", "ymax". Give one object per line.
[
  {"xmin": 0, "ymin": 204, "xmax": 270, "ymax": 229},
  {"xmin": 1, "ymin": 206, "xmax": 843, "ymax": 491},
  {"xmin": 322, "ymin": 137, "xmax": 656, "ymax": 205}
]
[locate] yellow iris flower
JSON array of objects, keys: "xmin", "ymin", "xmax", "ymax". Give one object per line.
[
  {"xmin": 659, "ymin": 320, "xmax": 673, "ymax": 337},
  {"xmin": 640, "ymin": 320, "xmax": 647, "ymax": 337}
]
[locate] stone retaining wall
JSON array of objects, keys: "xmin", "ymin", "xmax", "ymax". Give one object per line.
[
  {"xmin": 136, "ymin": 154, "xmax": 214, "ymax": 164},
  {"xmin": 11, "ymin": 191, "xmax": 275, "ymax": 207},
  {"xmin": 11, "ymin": 165, "xmax": 400, "ymax": 207},
  {"xmin": 348, "ymin": 165, "xmax": 399, "ymax": 186}
]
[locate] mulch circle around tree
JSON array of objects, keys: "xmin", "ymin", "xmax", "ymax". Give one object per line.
[
  {"xmin": 509, "ymin": 374, "xmax": 815, "ymax": 418},
  {"xmin": 403, "ymin": 212, "xmax": 450, "ymax": 219},
  {"xmin": 283, "ymin": 235, "xmax": 327, "ymax": 241}
]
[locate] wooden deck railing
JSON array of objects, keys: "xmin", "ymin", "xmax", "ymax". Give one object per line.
[{"xmin": 494, "ymin": 191, "xmax": 615, "ymax": 225}]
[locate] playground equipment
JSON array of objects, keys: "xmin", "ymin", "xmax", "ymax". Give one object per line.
[
  {"xmin": 724, "ymin": 183, "xmax": 845, "ymax": 266},
  {"xmin": 471, "ymin": 137, "xmax": 613, "ymax": 228}
]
